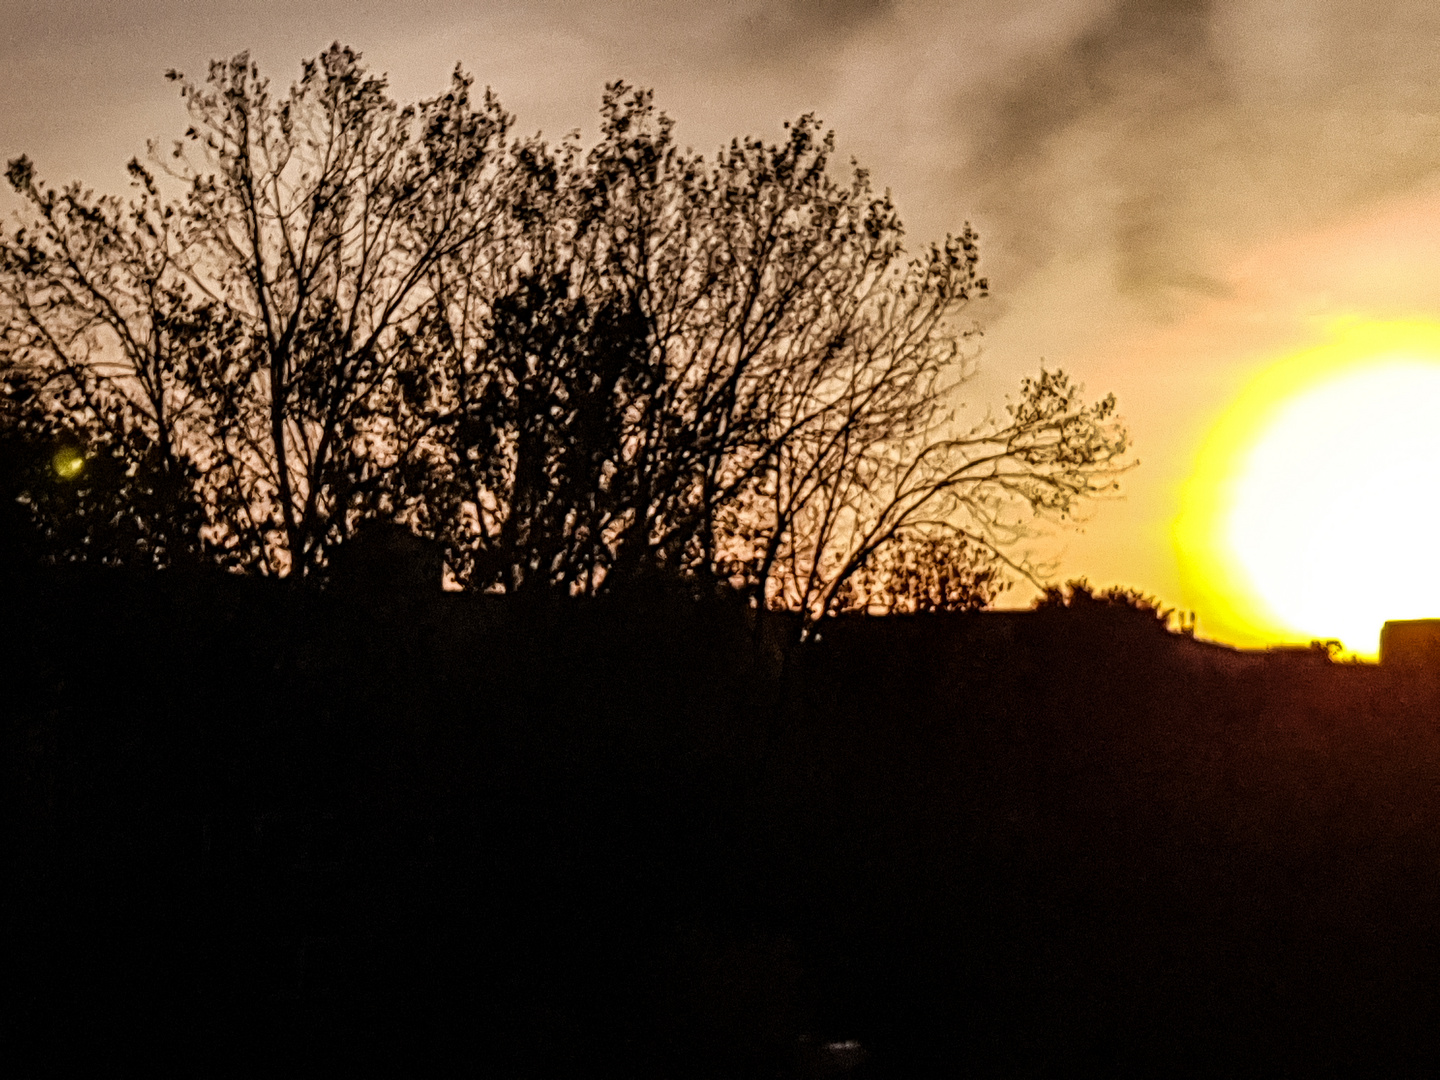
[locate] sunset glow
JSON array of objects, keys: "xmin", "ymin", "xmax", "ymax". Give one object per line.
[{"xmin": 1175, "ymin": 321, "xmax": 1440, "ymax": 658}]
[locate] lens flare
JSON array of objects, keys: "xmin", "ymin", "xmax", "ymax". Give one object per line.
[
  {"xmin": 1175, "ymin": 320, "xmax": 1440, "ymax": 658},
  {"xmin": 52, "ymin": 447, "xmax": 85, "ymax": 480}
]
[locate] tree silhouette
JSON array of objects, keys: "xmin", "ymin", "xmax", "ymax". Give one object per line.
[
  {"xmin": 1, "ymin": 45, "xmax": 1129, "ymax": 615},
  {"xmin": 0, "ymin": 365, "xmax": 207, "ymax": 568},
  {"xmin": 833, "ymin": 531, "xmax": 1010, "ymax": 614},
  {"xmin": 1037, "ymin": 578, "xmax": 1195, "ymax": 634},
  {"xmin": 2, "ymin": 46, "xmax": 511, "ymax": 575}
]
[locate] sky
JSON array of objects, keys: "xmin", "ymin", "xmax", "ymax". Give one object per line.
[{"xmin": 7, "ymin": 0, "xmax": 1440, "ymax": 643}]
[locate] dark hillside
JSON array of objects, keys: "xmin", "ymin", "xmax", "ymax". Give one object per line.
[
  {"xmin": 794, "ymin": 612, "xmax": 1434, "ymax": 1076},
  {"xmin": 6, "ymin": 566, "xmax": 1440, "ymax": 1076}
]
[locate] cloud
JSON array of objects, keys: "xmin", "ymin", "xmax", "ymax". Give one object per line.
[
  {"xmin": 8, "ymin": 0, "xmax": 1440, "ymax": 321},
  {"xmin": 943, "ymin": 0, "xmax": 1440, "ymax": 312},
  {"xmin": 725, "ymin": 0, "xmax": 898, "ymax": 57}
]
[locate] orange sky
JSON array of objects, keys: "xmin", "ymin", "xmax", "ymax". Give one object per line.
[
  {"xmin": 989, "ymin": 179, "xmax": 1440, "ymax": 633},
  {"xmin": 8, "ymin": 1, "xmax": 1440, "ymax": 645}
]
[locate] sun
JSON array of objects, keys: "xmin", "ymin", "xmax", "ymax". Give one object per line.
[{"xmin": 1175, "ymin": 320, "xmax": 1440, "ymax": 659}]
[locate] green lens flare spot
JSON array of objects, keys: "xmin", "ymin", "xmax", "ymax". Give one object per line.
[{"xmin": 52, "ymin": 448, "xmax": 85, "ymax": 479}]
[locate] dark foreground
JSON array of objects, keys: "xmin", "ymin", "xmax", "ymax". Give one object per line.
[{"xmin": 6, "ymin": 566, "xmax": 1440, "ymax": 1077}]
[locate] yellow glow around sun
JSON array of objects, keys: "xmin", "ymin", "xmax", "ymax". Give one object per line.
[{"xmin": 1175, "ymin": 320, "xmax": 1440, "ymax": 659}]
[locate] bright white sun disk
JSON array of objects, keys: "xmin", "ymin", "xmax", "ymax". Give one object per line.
[{"xmin": 1227, "ymin": 360, "xmax": 1440, "ymax": 655}]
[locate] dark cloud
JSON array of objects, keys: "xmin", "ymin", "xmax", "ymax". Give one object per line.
[
  {"xmin": 959, "ymin": 0, "xmax": 1234, "ymax": 304},
  {"xmin": 727, "ymin": 0, "xmax": 898, "ymax": 60},
  {"xmin": 948, "ymin": 0, "xmax": 1440, "ymax": 310},
  {"xmin": 982, "ymin": 0, "xmax": 1219, "ymax": 165},
  {"xmin": 8, "ymin": 0, "xmax": 1440, "ymax": 314}
]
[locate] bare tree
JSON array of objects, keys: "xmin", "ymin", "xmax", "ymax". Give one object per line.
[
  {"xmin": 771, "ymin": 367, "xmax": 1129, "ymax": 622},
  {"xmin": 2, "ymin": 45, "xmax": 513, "ymax": 575},
  {"xmin": 832, "ymin": 532, "xmax": 1010, "ymax": 615},
  {"xmin": 1, "ymin": 50, "xmax": 1129, "ymax": 615},
  {"xmin": 415, "ymin": 84, "xmax": 1128, "ymax": 617}
]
